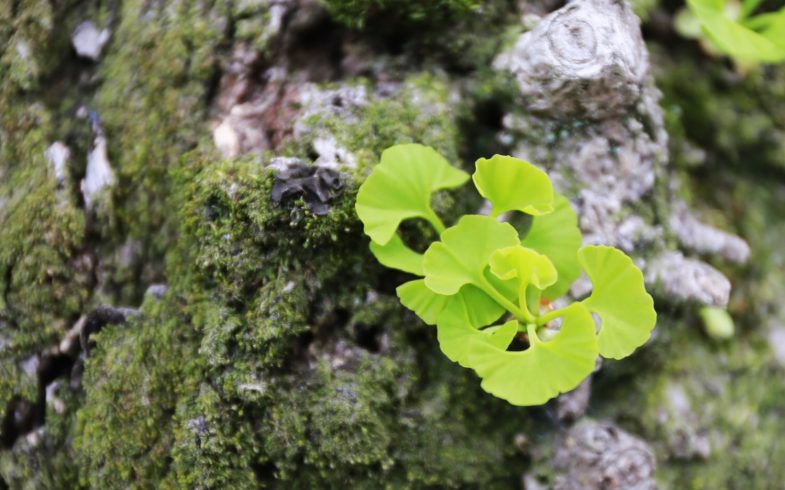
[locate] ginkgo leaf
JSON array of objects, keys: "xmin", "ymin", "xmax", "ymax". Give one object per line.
[
  {"xmin": 436, "ymin": 296, "xmax": 517, "ymax": 366},
  {"xmin": 356, "ymin": 143, "xmax": 470, "ymax": 244},
  {"xmin": 397, "ymin": 280, "xmax": 504, "ymax": 326},
  {"xmin": 397, "ymin": 279, "xmax": 448, "ymax": 325},
  {"xmin": 483, "ymin": 267, "xmax": 518, "ymax": 304},
  {"xmin": 489, "ymin": 246, "xmax": 558, "ymax": 290},
  {"xmin": 370, "ymin": 233, "xmax": 424, "ymax": 275},
  {"xmin": 578, "ymin": 245, "xmax": 657, "ymax": 359},
  {"xmin": 757, "ymin": 12, "xmax": 785, "ymax": 49},
  {"xmin": 741, "ymin": 0, "xmax": 763, "ymax": 18},
  {"xmin": 423, "ymin": 215, "xmax": 520, "ymax": 296},
  {"xmin": 521, "ymin": 194, "xmax": 583, "ymax": 300},
  {"xmin": 467, "ymin": 303, "xmax": 598, "ymax": 406},
  {"xmin": 472, "ymin": 155, "xmax": 554, "ymax": 217},
  {"xmin": 688, "ymin": 0, "xmax": 785, "ymax": 62}
]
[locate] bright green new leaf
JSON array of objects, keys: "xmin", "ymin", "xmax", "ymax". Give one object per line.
[
  {"xmin": 741, "ymin": 0, "xmax": 763, "ymax": 18},
  {"xmin": 759, "ymin": 12, "xmax": 785, "ymax": 49},
  {"xmin": 472, "ymin": 155, "xmax": 554, "ymax": 217},
  {"xmin": 687, "ymin": 0, "xmax": 785, "ymax": 63},
  {"xmin": 578, "ymin": 245, "xmax": 657, "ymax": 359},
  {"xmin": 489, "ymin": 246, "xmax": 557, "ymax": 290},
  {"xmin": 355, "ymin": 143, "xmax": 659, "ymax": 408},
  {"xmin": 370, "ymin": 233, "xmax": 424, "ymax": 275},
  {"xmin": 356, "ymin": 143, "xmax": 470, "ymax": 244},
  {"xmin": 397, "ymin": 280, "xmax": 504, "ymax": 326},
  {"xmin": 436, "ymin": 297, "xmax": 518, "ymax": 366},
  {"xmin": 423, "ymin": 215, "xmax": 519, "ymax": 296},
  {"xmin": 521, "ymin": 194, "xmax": 583, "ymax": 300},
  {"xmin": 483, "ymin": 267, "xmax": 518, "ymax": 304},
  {"xmin": 397, "ymin": 279, "xmax": 448, "ymax": 325},
  {"xmin": 488, "ymin": 246, "xmax": 557, "ymax": 312},
  {"xmin": 467, "ymin": 303, "xmax": 598, "ymax": 406}
]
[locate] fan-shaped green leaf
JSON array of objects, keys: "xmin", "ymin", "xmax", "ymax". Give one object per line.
[
  {"xmin": 521, "ymin": 194, "xmax": 583, "ymax": 300},
  {"xmin": 578, "ymin": 245, "xmax": 657, "ymax": 359},
  {"xmin": 436, "ymin": 296, "xmax": 518, "ymax": 366},
  {"xmin": 688, "ymin": 0, "xmax": 785, "ymax": 62},
  {"xmin": 370, "ymin": 233, "xmax": 424, "ymax": 275},
  {"xmin": 397, "ymin": 280, "xmax": 504, "ymax": 326},
  {"xmin": 758, "ymin": 12, "xmax": 785, "ymax": 49},
  {"xmin": 467, "ymin": 303, "xmax": 598, "ymax": 406},
  {"xmin": 356, "ymin": 143, "xmax": 470, "ymax": 244},
  {"xmin": 397, "ymin": 279, "xmax": 448, "ymax": 325},
  {"xmin": 422, "ymin": 215, "xmax": 519, "ymax": 296},
  {"xmin": 472, "ymin": 155, "xmax": 554, "ymax": 217},
  {"xmin": 741, "ymin": 0, "xmax": 764, "ymax": 19}
]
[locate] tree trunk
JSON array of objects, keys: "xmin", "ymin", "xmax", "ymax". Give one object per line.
[{"xmin": 1, "ymin": 0, "xmax": 784, "ymax": 488}]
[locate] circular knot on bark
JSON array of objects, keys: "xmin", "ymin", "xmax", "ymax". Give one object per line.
[
  {"xmin": 495, "ymin": 0, "xmax": 649, "ymax": 120},
  {"xmin": 547, "ymin": 18, "xmax": 597, "ymax": 66}
]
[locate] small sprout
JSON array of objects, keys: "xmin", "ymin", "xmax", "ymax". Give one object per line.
[
  {"xmin": 355, "ymin": 144, "xmax": 657, "ymax": 406},
  {"xmin": 699, "ymin": 306, "xmax": 735, "ymax": 339}
]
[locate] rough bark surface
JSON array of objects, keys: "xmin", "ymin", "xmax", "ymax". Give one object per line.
[
  {"xmin": 497, "ymin": 0, "xmax": 747, "ymax": 308},
  {"xmin": 1, "ymin": 0, "xmax": 785, "ymax": 488}
]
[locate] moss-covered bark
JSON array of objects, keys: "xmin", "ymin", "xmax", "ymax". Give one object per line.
[{"xmin": 2, "ymin": 0, "xmax": 785, "ymax": 488}]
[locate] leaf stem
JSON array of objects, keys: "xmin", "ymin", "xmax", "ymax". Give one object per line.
[
  {"xmin": 518, "ymin": 284, "xmax": 534, "ymax": 322},
  {"xmin": 526, "ymin": 323, "xmax": 540, "ymax": 345},
  {"xmin": 536, "ymin": 307, "xmax": 567, "ymax": 326},
  {"xmin": 478, "ymin": 275, "xmax": 533, "ymax": 324},
  {"xmin": 424, "ymin": 208, "xmax": 446, "ymax": 234},
  {"xmin": 522, "ymin": 287, "xmax": 542, "ymax": 323}
]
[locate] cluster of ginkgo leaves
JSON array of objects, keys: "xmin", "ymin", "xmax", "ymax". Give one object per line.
[
  {"xmin": 679, "ymin": 0, "xmax": 785, "ymax": 63},
  {"xmin": 355, "ymin": 144, "xmax": 657, "ymax": 406}
]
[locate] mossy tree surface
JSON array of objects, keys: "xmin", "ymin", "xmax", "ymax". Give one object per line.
[{"xmin": 2, "ymin": 0, "xmax": 785, "ymax": 487}]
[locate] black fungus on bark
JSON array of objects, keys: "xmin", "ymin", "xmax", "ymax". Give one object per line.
[
  {"xmin": 80, "ymin": 306, "xmax": 138, "ymax": 354},
  {"xmin": 271, "ymin": 163, "xmax": 344, "ymax": 216}
]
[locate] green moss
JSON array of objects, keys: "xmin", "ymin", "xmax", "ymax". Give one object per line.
[
  {"xmin": 167, "ymin": 383, "xmax": 260, "ymax": 489},
  {"xmin": 594, "ymin": 314, "xmax": 785, "ymax": 489},
  {"xmin": 0, "ymin": 99, "xmax": 88, "ymax": 439},
  {"xmin": 71, "ymin": 137, "xmax": 531, "ymax": 486},
  {"xmin": 0, "ymin": 0, "xmax": 84, "ymax": 94},
  {"xmin": 656, "ymin": 48, "xmax": 785, "ymax": 174},
  {"xmin": 286, "ymin": 73, "xmax": 461, "ymax": 175},
  {"xmin": 0, "ymin": 110, "xmax": 88, "ymax": 355},
  {"xmin": 0, "ymin": 1, "xmax": 92, "ymax": 451},
  {"xmin": 85, "ymin": 0, "xmax": 231, "ymax": 303},
  {"xmin": 74, "ymin": 295, "xmax": 202, "ymax": 488},
  {"xmin": 2, "ymin": 1, "xmax": 559, "ymax": 485},
  {"xmin": 259, "ymin": 357, "xmax": 399, "ymax": 485},
  {"xmin": 319, "ymin": 0, "xmax": 518, "ymax": 71},
  {"xmin": 0, "ymin": 382, "xmax": 82, "ymax": 489},
  {"xmin": 321, "ymin": 0, "xmax": 480, "ymax": 29},
  {"xmin": 174, "ymin": 151, "xmax": 371, "ymax": 299}
]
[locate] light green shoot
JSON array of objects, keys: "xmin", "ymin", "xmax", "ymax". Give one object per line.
[{"xmin": 355, "ymin": 144, "xmax": 657, "ymax": 406}]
